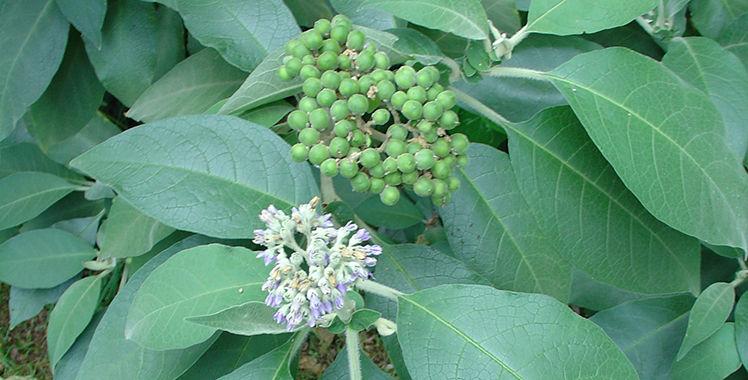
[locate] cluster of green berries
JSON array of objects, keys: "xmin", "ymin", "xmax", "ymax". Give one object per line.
[{"xmin": 279, "ymin": 15, "xmax": 468, "ymax": 206}]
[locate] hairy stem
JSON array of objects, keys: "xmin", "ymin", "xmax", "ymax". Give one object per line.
[
  {"xmin": 346, "ymin": 327, "xmax": 363, "ymax": 380},
  {"xmin": 356, "ymin": 279, "xmax": 405, "ymax": 300}
]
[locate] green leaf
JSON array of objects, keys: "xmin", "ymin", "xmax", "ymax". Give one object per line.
[
  {"xmin": 177, "ymin": 333, "xmax": 292, "ymax": 380},
  {"xmin": 47, "ymin": 275, "xmax": 102, "ymax": 370},
  {"xmin": 0, "ymin": 229, "xmax": 94, "ymax": 288},
  {"xmin": 0, "ymin": 142, "xmax": 83, "ymax": 182},
  {"xmin": 545, "ymin": 47, "xmax": 748, "ymax": 254},
  {"xmin": 76, "ymin": 235, "xmax": 218, "ymax": 380},
  {"xmin": 84, "ymin": 0, "xmax": 158, "ymax": 107},
  {"xmin": 217, "ymin": 332, "xmax": 305, "ymax": 380},
  {"xmin": 125, "ymin": 244, "xmax": 269, "ymax": 350},
  {"xmin": 127, "ymin": 48, "xmax": 247, "ymax": 123},
  {"xmin": 717, "ymin": 13, "xmax": 748, "ymax": 71},
  {"xmin": 55, "ymin": 0, "xmax": 105, "ymax": 49},
  {"xmin": 0, "ymin": 0, "xmax": 69, "ymax": 140},
  {"xmin": 219, "ymin": 46, "xmax": 303, "ymax": 116},
  {"xmin": 53, "ymin": 312, "xmax": 102, "ymax": 380},
  {"xmin": 185, "ymin": 301, "xmax": 289, "ymax": 336},
  {"xmin": 482, "ymin": 0, "xmax": 520, "ymax": 35},
  {"xmin": 283, "ymin": 0, "xmax": 333, "ymax": 27},
  {"xmin": 397, "ymin": 284, "xmax": 638, "ymax": 379},
  {"xmin": 99, "ymin": 197, "xmax": 175, "ymax": 259},
  {"xmin": 28, "ymin": 32, "xmax": 105, "ymax": 149},
  {"xmin": 174, "ymin": 0, "xmax": 300, "ymax": 72},
  {"xmin": 507, "ymin": 106, "xmax": 700, "ymax": 294},
  {"xmin": 678, "ymin": 282, "xmax": 735, "ymax": 360},
  {"xmin": 70, "ymin": 114, "xmax": 318, "ymax": 239},
  {"xmin": 45, "ymin": 113, "xmax": 120, "ymax": 165},
  {"xmin": 18, "ymin": 192, "xmax": 105, "ymax": 233},
  {"xmin": 359, "ymin": 0, "xmax": 489, "ymax": 40},
  {"xmin": 733, "ymin": 291, "xmax": 748, "ymax": 369},
  {"xmin": 0, "ymin": 172, "xmax": 78, "ymax": 231},
  {"xmin": 662, "ymin": 37, "xmax": 748, "ymax": 161},
  {"xmin": 440, "ymin": 144, "xmax": 571, "ymax": 302},
  {"xmin": 348, "ymin": 309, "xmax": 382, "ymax": 332},
  {"xmin": 153, "ymin": 6, "xmax": 185, "ymax": 81},
  {"xmin": 330, "ymin": 0, "xmax": 396, "ymax": 30},
  {"xmin": 333, "ymin": 175, "xmax": 423, "ymax": 229},
  {"xmin": 668, "ymin": 322, "xmax": 742, "ymax": 380},
  {"xmin": 318, "ymin": 346, "xmax": 395, "ymax": 380},
  {"xmin": 387, "ymin": 28, "xmax": 445, "ymax": 66},
  {"xmin": 590, "ymin": 295, "xmax": 695, "ymax": 379},
  {"xmin": 9, "ymin": 276, "xmax": 79, "ymax": 329},
  {"xmin": 526, "ymin": 0, "xmax": 659, "ymax": 35},
  {"xmin": 583, "ymin": 22, "xmax": 664, "ymax": 60},
  {"xmin": 689, "ymin": 0, "xmax": 748, "ymax": 39},
  {"xmin": 239, "ymin": 100, "xmax": 293, "ymax": 127},
  {"xmin": 569, "ymin": 269, "xmax": 648, "ymax": 311}
]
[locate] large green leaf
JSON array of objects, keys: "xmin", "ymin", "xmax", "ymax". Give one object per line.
[
  {"xmin": 677, "ymin": 282, "xmax": 735, "ymax": 360},
  {"xmin": 53, "ymin": 312, "xmax": 102, "ymax": 380},
  {"xmin": 397, "ymin": 284, "xmax": 638, "ymax": 379},
  {"xmin": 152, "ymin": 6, "xmax": 185, "ymax": 81},
  {"xmin": 283, "ymin": 0, "xmax": 333, "ymax": 27},
  {"xmin": 482, "ymin": 0, "xmax": 520, "ymax": 35},
  {"xmin": 508, "ymin": 106, "xmax": 700, "ymax": 294},
  {"xmin": 0, "ymin": 172, "xmax": 78, "ymax": 230},
  {"xmin": 9, "ymin": 276, "xmax": 78, "ymax": 329},
  {"xmin": 178, "ymin": 333, "xmax": 291, "ymax": 380},
  {"xmin": 47, "ymin": 275, "xmax": 102, "ymax": 370},
  {"xmin": 569, "ymin": 269, "xmax": 648, "ymax": 311},
  {"xmin": 76, "ymin": 235, "xmax": 217, "ymax": 380},
  {"xmin": 55, "ymin": 0, "xmax": 106, "ymax": 48},
  {"xmin": 525, "ymin": 0, "xmax": 658, "ymax": 36},
  {"xmin": 0, "ymin": 142, "xmax": 83, "ymax": 182},
  {"xmin": 28, "ymin": 32, "xmax": 105, "ymax": 149},
  {"xmin": 544, "ymin": 47, "xmax": 748, "ymax": 254},
  {"xmin": 0, "ymin": 0, "xmax": 69, "ymax": 140},
  {"xmin": 330, "ymin": 0, "xmax": 396, "ymax": 30},
  {"xmin": 318, "ymin": 346, "xmax": 395, "ymax": 380},
  {"xmin": 84, "ymin": 0, "xmax": 158, "ymax": 107},
  {"xmin": 125, "ymin": 244, "xmax": 269, "ymax": 350},
  {"xmin": 217, "ymin": 331, "xmax": 306, "ymax": 380},
  {"xmin": 0, "ymin": 229, "xmax": 94, "ymax": 288},
  {"xmin": 735, "ymin": 292, "xmax": 748, "ymax": 370},
  {"xmin": 662, "ymin": 37, "xmax": 748, "ymax": 161},
  {"xmin": 440, "ymin": 144, "xmax": 571, "ymax": 302},
  {"xmin": 127, "ymin": 48, "xmax": 247, "ymax": 123},
  {"xmin": 590, "ymin": 295, "xmax": 695, "ymax": 379},
  {"xmin": 689, "ymin": 0, "xmax": 748, "ymax": 39},
  {"xmin": 387, "ymin": 28, "xmax": 445, "ymax": 66},
  {"xmin": 668, "ymin": 322, "xmax": 742, "ymax": 380},
  {"xmin": 45, "ymin": 112, "xmax": 120, "ymax": 165},
  {"xmin": 359, "ymin": 0, "xmax": 489, "ymax": 40},
  {"xmin": 174, "ymin": 0, "xmax": 299, "ymax": 72},
  {"xmin": 185, "ymin": 301, "xmax": 289, "ymax": 336},
  {"xmin": 583, "ymin": 22, "xmax": 664, "ymax": 60},
  {"xmin": 18, "ymin": 192, "xmax": 104, "ymax": 233},
  {"xmin": 70, "ymin": 114, "xmax": 318, "ymax": 239},
  {"xmin": 717, "ymin": 13, "xmax": 748, "ymax": 71},
  {"xmin": 99, "ymin": 197, "xmax": 175, "ymax": 259}
]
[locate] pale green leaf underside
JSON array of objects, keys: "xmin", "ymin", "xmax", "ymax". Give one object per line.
[
  {"xmin": 0, "ymin": 142, "xmax": 82, "ymax": 182},
  {"xmin": 677, "ymin": 282, "xmax": 735, "ymax": 360},
  {"xmin": 47, "ymin": 275, "xmax": 101, "ymax": 369},
  {"xmin": 70, "ymin": 114, "xmax": 318, "ymax": 239},
  {"xmin": 99, "ymin": 197, "xmax": 175, "ymax": 259},
  {"xmin": 55, "ymin": 0, "xmax": 106, "ymax": 48},
  {"xmin": 526, "ymin": 0, "xmax": 659, "ymax": 35},
  {"xmin": 217, "ymin": 332, "xmax": 303, "ymax": 380},
  {"xmin": 397, "ymin": 284, "xmax": 638, "ymax": 379},
  {"xmin": 668, "ymin": 322, "xmax": 742, "ymax": 380},
  {"xmin": 508, "ymin": 106, "xmax": 700, "ymax": 295},
  {"xmin": 717, "ymin": 13, "xmax": 748, "ymax": 71},
  {"xmin": 125, "ymin": 244, "xmax": 270, "ymax": 350},
  {"xmin": 9, "ymin": 276, "xmax": 78, "ymax": 329},
  {"xmin": 734, "ymin": 292, "xmax": 748, "ymax": 369},
  {"xmin": 440, "ymin": 144, "xmax": 571, "ymax": 302},
  {"xmin": 185, "ymin": 301, "xmax": 289, "ymax": 336},
  {"xmin": 0, "ymin": 172, "xmax": 78, "ymax": 231},
  {"xmin": 545, "ymin": 47, "xmax": 748, "ymax": 254},
  {"xmin": 689, "ymin": 0, "xmax": 748, "ymax": 40}
]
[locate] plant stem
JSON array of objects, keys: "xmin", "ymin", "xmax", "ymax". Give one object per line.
[
  {"xmin": 320, "ymin": 174, "xmax": 340, "ymax": 205},
  {"xmin": 346, "ymin": 326, "xmax": 363, "ymax": 380},
  {"xmin": 449, "ymin": 87, "xmax": 513, "ymax": 133},
  {"xmin": 487, "ymin": 66, "xmax": 548, "ymax": 82},
  {"xmin": 118, "ymin": 260, "xmax": 130, "ymax": 292},
  {"xmin": 356, "ymin": 279, "xmax": 405, "ymax": 300}
]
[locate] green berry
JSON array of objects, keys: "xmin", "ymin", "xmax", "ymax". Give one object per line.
[
  {"xmin": 423, "ymin": 128, "xmax": 438, "ymax": 143},
  {"xmin": 406, "ymin": 86, "xmax": 427, "ymax": 104},
  {"xmin": 309, "ymin": 144, "xmax": 330, "ymax": 165},
  {"xmin": 298, "ymin": 127, "xmax": 319, "ymax": 146},
  {"xmin": 321, "ymin": 70, "xmax": 342, "ymax": 89},
  {"xmin": 401, "ymin": 100, "xmax": 423, "ymax": 120},
  {"xmin": 448, "ymin": 176, "xmax": 460, "ymax": 192},
  {"xmin": 348, "ymin": 94, "xmax": 369, "ymax": 116},
  {"xmin": 329, "ymin": 137, "xmax": 350, "ymax": 158},
  {"xmin": 358, "ymin": 75, "xmax": 374, "ymax": 93},
  {"xmin": 356, "ymin": 51, "xmax": 375, "ymax": 72},
  {"xmin": 339, "ymin": 78, "xmax": 359, "ymax": 98},
  {"xmin": 416, "ymin": 67, "xmax": 436, "ymax": 88},
  {"xmin": 316, "ymin": 88, "xmax": 337, "ymax": 107},
  {"xmin": 436, "ymin": 90, "xmax": 457, "ymax": 109},
  {"xmin": 317, "ymin": 51, "xmax": 339, "ymax": 71},
  {"xmin": 334, "ymin": 119, "xmax": 352, "ymax": 137},
  {"xmin": 320, "ymin": 39, "xmax": 341, "ymax": 54},
  {"xmin": 380, "ymin": 186, "xmax": 400, "ymax": 205},
  {"xmin": 287, "ymin": 110, "xmax": 308, "ymax": 130},
  {"xmin": 432, "ymin": 179, "xmax": 447, "ymax": 197},
  {"xmin": 300, "ymin": 65, "xmax": 320, "ymax": 80},
  {"xmin": 382, "ymin": 156, "xmax": 398, "ymax": 173},
  {"xmin": 369, "ymin": 163, "xmax": 385, "ymax": 178},
  {"xmin": 415, "ymin": 149, "xmax": 435, "ymax": 170},
  {"xmin": 439, "ymin": 110, "xmax": 458, "ymax": 130},
  {"xmin": 401, "ymin": 170, "xmax": 418, "ymax": 185},
  {"xmin": 301, "ymin": 29, "xmax": 323, "ymax": 50},
  {"xmin": 292, "ymin": 43, "xmax": 311, "ymax": 59},
  {"xmin": 350, "ymin": 172, "xmax": 371, "ymax": 192},
  {"xmin": 338, "ymin": 54, "xmax": 352, "ymax": 70},
  {"xmin": 340, "ymin": 159, "xmax": 359, "ymax": 178},
  {"xmin": 372, "ymin": 109, "xmax": 390, "ymax": 125},
  {"xmin": 442, "ymin": 154, "xmax": 456, "ymax": 168},
  {"xmin": 413, "ymin": 177, "xmax": 434, "ymax": 197},
  {"xmin": 397, "ymin": 153, "xmax": 416, "ymax": 173},
  {"xmin": 387, "ymin": 124, "xmax": 408, "ymax": 140},
  {"xmin": 374, "ymin": 52, "xmax": 390, "ymax": 69},
  {"xmin": 390, "ymin": 91, "xmax": 408, "ymax": 109},
  {"xmin": 298, "ymin": 96, "xmax": 317, "ymax": 112},
  {"xmin": 277, "ymin": 66, "xmax": 291, "ymax": 81},
  {"xmin": 330, "ymin": 100, "xmax": 349, "ymax": 121},
  {"xmin": 432, "ymin": 160, "xmax": 449, "ymax": 179},
  {"xmin": 450, "ymin": 133, "xmax": 469, "ymax": 154},
  {"xmin": 309, "ymin": 108, "xmax": 330, "ymax": 131},
  {"xmin": 417, "ymin": 120, "xmax": 433, "ymax": 133},
  {"xmin": 320, "ymin": 158, "xmax": 339, "ymax": 177},
  {"xmin": 407, "ymin": 142, "xmax": 423, "ymax": 155},
  {"xmin": 384, "ymin": 171, "xmax": 402, "ymax": 186},
  {"xmin": 303, "ymin": 77, "xmax": 323, "ymax": 97},
  {"xmin": 285, "ymin": 40, "xmax": 300, "ymax": 55},
  {"xmin": 314, "ymin": 19, "xmax": 332, "ymax": 36},
  {"xmin": 332, "ymin": 14, "xmax": 353, "ymax": 30},
  {"xmin": 395, "ymin": 66, "xmax": 417, "ymax": 89},
  {"xmin": 422, "ymin": 101, "xmax": 444, "ymax": 121},
  {"xmin": 346, "ymin": 30, "xmax": 365, "ymax": 51},
  {"xmin": 426, "ymin": 83, "xmax": 443, "ymax": 101},
  {"xmin": 285, "ymin": 57, "xmax": 302, "ymax": 77},
  {"xmin": 385, "ymin": 139, "xmax": 406, "ymax": 157},
  {"xmin": 432, "ymin": 138, "xmax": 450, "ymax": 157},
  {"xmin": 302, "ymin": 54, "xmax": 315, "ymax": 66},
  {"xmin": 456, "ymin": 154, "xmax": 469, "ymax": 167},
  {"xmin": 363, "ymin": 43, "xmax": 376, "ymax": 54},
  {"xmin": 290, "ymin": 143, "xmax": 309, "ymax": 162},
  {"xmin": 350, "ymin": 130, "xmax": 366, "ymax": 147},
  {"xmin": 359, "ymin": 148, "xmax": 380, "ymax": 168},
  {"xmin": 330, "ymin": 25, "xmax": 350, "ymax": 44},
  {"xmin": 376, "ymin": 80, "xmax": 396, "ymax": 101},
  {"xmin": 369, "ymin": 178, "xmax": 385, "ymax": 193},
  {"xmin": 370, "ymin": 69, "xmax": 388, "ymax": 83}
]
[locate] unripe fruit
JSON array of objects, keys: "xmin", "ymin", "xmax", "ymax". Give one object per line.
[
  {"xmin": 415, "ymin": 149, "xmax": 435, "ymax": 170},
  {"xmin": 407, "ymin": 142, "xmax": 423, "ymax": 155},
  {"xmin": 432, "ymin": 179, "xmax": 447, "ymax": 197},
  {"xmin": 334, "ymin": 119, "xmax": 352, "ymax": 137},
  {"xmin": 298, "ymin": 96, "xmax": 317, "ymax": 112},
  {"xmin": 384, "ymin": 171, "xmax": 402, "ymax": 186},
  {"xmin": 290, "ymin": 143, "xmax": 309, "ymax": 162},
  {"xmin": 302, "ymin": 54, "xmax": 315, "ymax": 66},
  {"xmin": 348, "ymin": 94, "xmax": 369, "ymax": 116},
  {"xmin": 382, "ymin": 156, "xmax": 398, "ymax": 173},
  {"xmin": 288, "ymin": 110, "xmax": 308, "ymax": 130},
  {"xmin": 317, "ymin": 51, "xmax": 339, "ymax": 71},
  {"xmin": 386, "ymin": 124, "xmax": 408, "ymax": 140},
  {"xmin": 438, "ymin": 110, "xmax": 458, "ymax": 130},
  {"xmin": 423, "ymin": 128, "xmax": 439, "ymax": 143},
  {"xmin": 359, "ymin": 148, "xmax": 380, "ymax": 168},
  {"xmin": 339, "ymin": 78, "xmax": 359, "ymax": 98},
  {"xmin": 330, "ymin": 25, "xmax": 349, "ymax": 44},
  {"xmin": 309, "ymin": 108, "xmax": 330, "ymax": 131},
  {"xmin": 395, "ymin": 66, "xmax": 417, "ymax": 89},
  {"xmin": 448, "ymin": 176, "xmax": 460, "ymax": 192},
  {"xmin": 442, "ymin": 154, "xmax": 456, "ymax": 168},
  {"xmin": 426, "ymin": 83, "xmax": 443, "ymax": 101},
  {"xmin": 321, "ymin": 70, "xmax": 342, "ymax": 89},
  {"xmin": 370, "ymin": 69, "xmax": 388, "ymax": 83},
  {"xmin": 385, "ymin": 139, "xmax": 406, "ymax": 157},
  {"xmin": 397, "ymin": 153, "xmax": 416, "ymax": 173},
  {"xmin": 320, "ymin": 39, "xmax": 341, "ymax": 54},
  {"xmin": 436, "ymin": 90, "xmax": 457, "ymax": 109},
  {"xmin": 374, "ymin": 52, "xmax": 389, "ymax": 69},
  {"xmin": 292, "ymin": 43, "xmax": 311, "ymax": 59},
  {"xmin": 369, "ymin": 163, "xmax": 385, "ymax": 178},
  {"xmin": 298, "ymin": 128, "xmax": 319, "ymax": 147},
  {"xmin": 422, "ymin": 101, "xmax": 443, "ymax": 121},
  {"xmin": 369, "ymin": 178, "xmax": 385, "ymax": 194},
  {"xmin": 417, "ymin": 120, "xmax": 433, "ymax": 133},
  {"xmin": 431, "ymin": 138, "xmax": 450, "ymax": 157},
  {"xmin": 390, "ymin": 91, "xmax": 408, "ymax": 109},
  {"xmin": 406, "ymin": 86, "xmax": 427, "ymax": 104},
  {"xmin": 330, "ymin": 100, "xmax": 349, "ymax": 121},
  {"xmin": 380, "ymin": 186, "xmax": 400, "ymax": 206},
  {"xmin": 329, "ymin": 137, "xmax": 350, "ymax": 158},
  {"xmin": 376, "ymin": 80, "xmax": 396, "ymax": 101},
  {"xmin": 303, "ymin": 78, "xmax": 323, "ymax": 97},
  {"xmin": 456, "ymin": 154, "xmax": 469, "ymax": 167},
  {"xmin": 286, "ymin": 40, "xmax": 300, "ymax": 55},
  {"xmin": 301, "ymin": 30, "xmax": 323, "ymax": 50},
  {"xmin": 358, "ymin": 75, "xmax": 374, "ymax": 93},
  {"xmin": 401, "ymin": 170, "xmax": 418, "ymax": 185},
  {"xmin": 363, "ymin": 43, "xmax": 377, "ymax": 54},
  {"xmin": 350, "ymin": 130, "xmax": 366, "ymax": 147},
  {"xmin": 309, "ymin": 144, "xmax": 330, "ymax": 165},
  {"xmin": 332, "ymin": 14, "xmax": 353, "ymax": 30},
  {"xmin": 285, "ymin": 57, "xmax": 302, "ymax": 77},
  {"xmin": 371, "ymin": 108, "xmax": 390, "ymax": 125},
  {"xmin": 355, "ymin": 51, "xmax": 375, "ymax": 72},
  {"xmin": 416, "ymin": 67, "xmax": 435, "ymax": 88},
  {"xmin": 277, "ymin": 66, "xmax": 291, "ymax": 81},
  {"xmin": 350, "ymin": 172, "xmax": 371, "ymax": 192},
  {"xmin": 337, "ymin": 54, "xmax": 352, "ymax": 70},
  {"xmin": 314, "ymin": 19, "xmax": 332, "ymax": 36},
  {"xmin": 320, "ymin": 158, "xmax": 339, "ymax": 177},
  {"xmin": 413, "ymin": 177, "xmax": 434, "ymax": 197},
  {"xmin": 339, "ymin": 159, "xmax": 359, "ymax": 178},
  {"xmin": 401, "ymin": 100, "xmax": 423, "ymax": 120},
  {"xmin": 346, "ymin": 30, "xmax": 366, "ymax": 51},
  {"xmin": 300, "ymin": 65, "xmax": 320, "ymax": 80},
  {"xmin": 316, "ymin": 88, "xmax": 337, "ymax": 107},
  {"xmin": 431, "ymin": 160, "xmax": 450, "ymax": 179},
  {"xmin": 450, "ymin": 133, "xmax": 469, "ymax": 154}
]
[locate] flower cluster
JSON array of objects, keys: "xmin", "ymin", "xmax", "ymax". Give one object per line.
[{"xmin": 253, "ymin": 197, "xmax": 381, "ymax": 331}]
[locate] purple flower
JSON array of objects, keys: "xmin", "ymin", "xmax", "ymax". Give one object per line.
[
  {"xmin": 320, "ymin": 213, "xmax": 334, "ymax": 227},
  {"xmin": 344, "ymin": 221, "xmax": 358, "ymax": 232},
  {"xmin": 265, "ymin": 293, "xmax": 283, "ymax": 308},
  {"xmin": 353, "ymin": 229, "xmax": 370, "ymax": 242},
  {"xmin": 336, "ymin": 282, "xmax": 348, "ymax": 294},
  {"xmin": 256, "ymin": 250, "xmax": 275, "ymax": 266},
  {"xmin": 364, "ymin": 257, "xmax": 377, "ymax": 267},
  {"xmin": 363, "ymin": 245, "xmax": 382, "ymax": 256},
  {"xmin": 334, "ymin": 296, "xmax": 345, "ymax": 309},
  {"xmin": 262, "ymin": 278, "xmax": 279, "ymax": 291},
  {"xmin": 323, "ymin": 300, "xmax": 334, "ymax": 313},
  {"xmin": 273, "ymin": 310, "xmax": 287, "ymax": 324}
]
